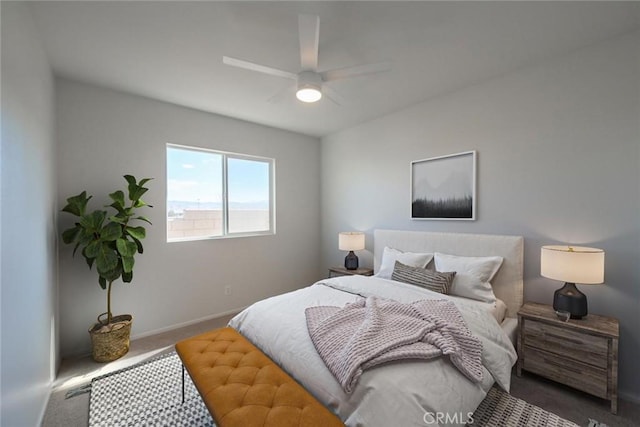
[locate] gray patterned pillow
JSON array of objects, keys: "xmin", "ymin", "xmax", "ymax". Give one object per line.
[{"xmin": 391, "ymin": 261, "xmax": 456, "ymax": 294}]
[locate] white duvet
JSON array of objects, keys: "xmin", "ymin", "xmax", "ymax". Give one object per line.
[{"xmin": 228, "ymin": 275, "xmax": 517, "ymax": 427}]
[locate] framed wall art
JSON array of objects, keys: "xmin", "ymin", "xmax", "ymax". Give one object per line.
[{"xmin": 411, "ymin": 150, "xmax": 476, "ymax": 220}]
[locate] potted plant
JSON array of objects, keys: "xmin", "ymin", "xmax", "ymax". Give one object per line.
[{"xmin": 61, "ymin": 175, "xmax": 152, "ymax": 362}]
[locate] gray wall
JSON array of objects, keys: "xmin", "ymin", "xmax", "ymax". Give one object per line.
[
  {"xmin": 56, "ymin": 80, "xmax": 322, "ymax": 357},
  {"xmin": 1, "ymin": 2, "xmax": 58, "ymax": 425},
  {"xmin": 321, "ymin": 31, "xmax": 640, "ymax": 400}
]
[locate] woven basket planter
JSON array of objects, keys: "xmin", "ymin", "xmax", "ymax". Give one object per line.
[{"xmin": 89, "ymin": 314, "xmax": 133, "ymax": 363}]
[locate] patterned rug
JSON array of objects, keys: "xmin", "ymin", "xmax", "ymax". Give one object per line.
[
  {"xmin": 89, "ymin": 352, "xmax": 213, "ymax": 426},
  {"xmin": 88, "ymin": 351, "xmax": 578, "ymax": 427},
  {"xmin": 470, "ymin": 387, "xmax": 579, "ymax": 427}
]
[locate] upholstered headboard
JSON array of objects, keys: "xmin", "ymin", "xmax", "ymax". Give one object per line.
[{"xmin": 374, "ymin": 229, "xmax": 524, "ymax": 318}]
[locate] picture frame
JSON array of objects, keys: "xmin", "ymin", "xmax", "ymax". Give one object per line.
[{"xmin": 410, "ymin": 150, "xmax": 476, "ymax": 220}]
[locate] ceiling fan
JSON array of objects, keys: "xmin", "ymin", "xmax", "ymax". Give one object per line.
[{"xmin": 223, "ymin": 14, "xmax": 391, "ymax": 104}]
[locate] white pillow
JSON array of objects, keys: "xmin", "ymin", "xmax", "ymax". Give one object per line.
[
  {"xmin": 377, "ymin": 247, "xmax": 433, "ymax": 279},
  {"xmin": 434, "ymin": 252, "xmax": 504, "ymax": 303},
  {"xmin": 493, "ymin": 298, "xmax": 508, "ymax": 324}
]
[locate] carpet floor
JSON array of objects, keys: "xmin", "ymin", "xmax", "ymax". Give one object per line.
[
  {"xmin": 87, "ymin": 351, "xmax": 579, "ymax": 427},
  {"xmin": 43, "ymin": 315, "xmax": 640, "ymax": 426}
]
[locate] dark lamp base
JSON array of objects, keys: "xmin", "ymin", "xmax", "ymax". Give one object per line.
[
  {"xmin": 553, "ymin": 282, "xmax": 588, "ymax": 319},
  {"xmin": 344, "ymin": 251, "xmax": 359, "ymax": 270}
]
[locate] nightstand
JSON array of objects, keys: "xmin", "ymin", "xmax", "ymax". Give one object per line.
[
  {"xmin": 328, "ymin": 267, "xmax": 374, "ymax": 278},
  {"xmin": 517, "ymin": 302, "xmax": 619, "ymax": 414}
]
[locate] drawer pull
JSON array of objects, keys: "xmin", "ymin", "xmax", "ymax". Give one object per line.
[
  {"xmin": 544, "ymin": 358, "xmax": 582, "ymax": 374},
  {"xmin": 545, "ymin": 332, "xmax": 584, "ymax": 346}
]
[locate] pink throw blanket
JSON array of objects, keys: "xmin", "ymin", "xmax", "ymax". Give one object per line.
[{"xmin": 305, "ymin": 297, "xmax": 483, "ymax": 393}]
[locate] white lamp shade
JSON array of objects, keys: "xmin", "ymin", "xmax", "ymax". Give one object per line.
[
  {"xmin": 541, "ymin": 245, "xmax": 604, "ymax": 284},
  {"xmin": 339, "ymin": 232, "xmax": 365, "ymax": 251}
]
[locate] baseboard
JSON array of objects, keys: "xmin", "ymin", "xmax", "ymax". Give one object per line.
[
  {"xmin": 130, "ymin": 307, "xmax": 247, "ymax": 341},
  {"xmin": 37, "ymin": 380, "xmax": 54, "ymax": 427},
  {"xmin": 38, "ymin": 393, "xmax": 49, "ymax": 427}
]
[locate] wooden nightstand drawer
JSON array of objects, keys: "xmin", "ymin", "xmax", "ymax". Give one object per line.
[
  {"xmin": 523, "ymin": 346, "xmax": 607, "ymax": 398},
  {"xmin": 523, "ymin": 320, "xmax": 608, "ymax": 368},
  {"xmin": 517, "ymin": 302, "xmax": 619, "ymax": 414}
]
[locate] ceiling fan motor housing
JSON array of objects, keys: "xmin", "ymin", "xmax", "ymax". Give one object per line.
[
  {"xmin": 297, "ymin": 71, "xmax": 322, "ymax": 92},
  {"xmin": 296, "ymin": 71, "xmax": 323, "ymax": 102}
]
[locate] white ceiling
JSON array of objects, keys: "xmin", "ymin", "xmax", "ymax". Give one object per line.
[{"xmin": 28, "ymin": 1, "xmax": 640, "ymax": 137}]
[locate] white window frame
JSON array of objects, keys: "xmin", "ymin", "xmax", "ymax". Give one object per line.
[{"xmin": 167, "ymin": 143, "xmax": 275, "ymax": 242}]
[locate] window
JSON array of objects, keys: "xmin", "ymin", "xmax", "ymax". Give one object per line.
[{"xmin": 167, "ymin": 144, "xmax": 274, "ymax": 241}]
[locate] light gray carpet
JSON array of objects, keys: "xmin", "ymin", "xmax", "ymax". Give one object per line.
[
  {"xmin": 87, "ymin": 351, "xmax": 580, "ymax": 427},
  {"xmin": 43, "ymin": 313, "xmax": 640, "ymax": 427},
  {"xmin": 510, "ymin": 371, "xmax": 640, "ymax": 427}
]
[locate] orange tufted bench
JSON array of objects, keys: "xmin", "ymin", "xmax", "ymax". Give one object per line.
[{"xmin": 175, "ymin": 327, "xmax": 344, "ymax": 427}]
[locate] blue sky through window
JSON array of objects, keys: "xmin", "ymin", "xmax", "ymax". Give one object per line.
[
  {"xmin": 167, "ymin": 146, "xmax": 270, "ymax": 207},
  {"xmin": 167, "ymin": 146, "xmax": 222, "ymax": 203},
  {"xmin": 228, "ymin": 157, "xmax": 269, "ymax": 205},
  {"xmin": 167, "ymin": 145, "xmax": 274, "ymax": 239}
]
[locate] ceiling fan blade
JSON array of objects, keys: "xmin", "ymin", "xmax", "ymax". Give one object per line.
[
  {"xmin": 321, "ymin": 61, "xmax": 392, "ymax": 82},
  {"xmin": 267, "ymin": 83, "xmax": 295, "ymax": 104},
  {"xmin": 322, "ymin": 85, "xmax": 345, "ymax": 106},
  {"xmin": 223, "ymin": 56, "xmax": 297, "ymax": 80},
  {"xmin": 298, "ymin": 14, "xmax": 319, "ymax": 71}
]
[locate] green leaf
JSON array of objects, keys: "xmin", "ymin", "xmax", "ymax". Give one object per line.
[
  {"xmin": 77, "ymin": 228, "xmax": 95, "ymax": 246},
  {"xmin": 122, "ymin": 256, "xmax": 135, "ymax": 274},
  {"xmin": 108, "ymin": 215, "xmax": 127, "ymax": 224},
  {"xmin": 122, "ymin": 270, "xmax": 133, "ymax": 283},
  {"xmin": 108, "ymin": 202, "xmax": 126, "ymax": 215},
  {"xmin": 84, "ymin": 255, "xmax": 95, "ymax": 269},
  {"xmin": 125, "ymin": 226, "xmax": 146, "ymax": 240},
  {"xmin": 138, "ymin": 177, "xmax": 153, "ymax": 187},
  {"xmin": 98, "ymin": 276, "xmax": 107, "ymax": 290},
  {"xmin": 108, "ymin": 191, "xmax": 126, "ymax": 208},
  {"xmin": 84, "ymin": 240, "xmax": 101, "ymax": 258},
  {"xmin": 128, "ymin": 185, "xmax": 148, "ymax": 202},
  {"xmin": 123, "ymin": 175, "xmax": 136, "ymax": 186},
  {"xmin": 116, "ymin": 238, "xmax": 137, "ymax": 257},
  {"xmin": 61, "ymin": 192, "xmax": 91, "ymax": 217},
  {"xmin": 134, "ymin": 215, "xmax": 152, "ymax": 225},
  {"xmin": 62, "ymin": 225, "xmax": 82, "ymax": 244},
  {"xmin": 79, "ymin": 210, "xmax": 107, "ymax": 232},
  {"xmin": 100, "ymin": 222, "xmax": 122, "ymax": 241},
  {"xmin": 95, "ymin": 243, "xmax": 119, "ymax": 276},
  {"xmin": 80, "ymin": 246, "xmax": 96, "ymax": 269},
  {"xmin": 100, "ymin": 264, "xmax": 122, "ymax": 283},
  {"xmin": 131, "ymin": 235, "xmax": 144, "ymax": 254}
]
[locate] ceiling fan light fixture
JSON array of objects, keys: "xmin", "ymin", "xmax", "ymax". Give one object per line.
[
  {"xmin": 222, "ymin": 15, "xmax": 391, "ymax": 105},
  {"xmin": 296, "ymin": 86, "xmax": 322, "ymax": 103},
  {"xmin": 296, "ymin": 71, "xmax": 322, "ymax": 103}
]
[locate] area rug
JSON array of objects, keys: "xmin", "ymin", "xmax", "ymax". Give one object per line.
[
  {"xmin": 470, "ymin": 386, "xmax": 579, "ymax": 427},
  {"xmin": 89, "ymin": 351, "xmax": 578, "ymax": 427},
  {"xmin": 89, "ymin": 352, "xmax": 213, "ymax": 426}
]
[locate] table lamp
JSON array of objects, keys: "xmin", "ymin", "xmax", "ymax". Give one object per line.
[
  {"xmin": 339, "ymin": 232, "xmax": 365, "ymax": 270},
  {"xmin": 540, "ymin": 245, "xmax": 604, "ymax": 319}
]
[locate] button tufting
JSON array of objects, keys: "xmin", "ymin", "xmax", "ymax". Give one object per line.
[{"xmin": 175, "ymin": 327, "xmax": 343, "ymax": 427}]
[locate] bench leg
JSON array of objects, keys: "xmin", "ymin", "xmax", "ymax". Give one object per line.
[{"xmin": 181, "ymin": 364, "xmax": 185, "ymax": 404}]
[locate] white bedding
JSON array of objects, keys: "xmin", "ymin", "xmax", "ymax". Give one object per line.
[{"xmin": 229, "ymin": 275, "xmax": 517, "ymax": 427}]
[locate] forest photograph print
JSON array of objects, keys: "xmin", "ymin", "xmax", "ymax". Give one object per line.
[{"xmin": 411, "ymin": 151, "xmax": 476, "ymax": 220}]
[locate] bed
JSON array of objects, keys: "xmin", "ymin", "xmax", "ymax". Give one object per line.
[{"xmin": 229, "ymin": 229, "xmax": 523, "ymax": 426}]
